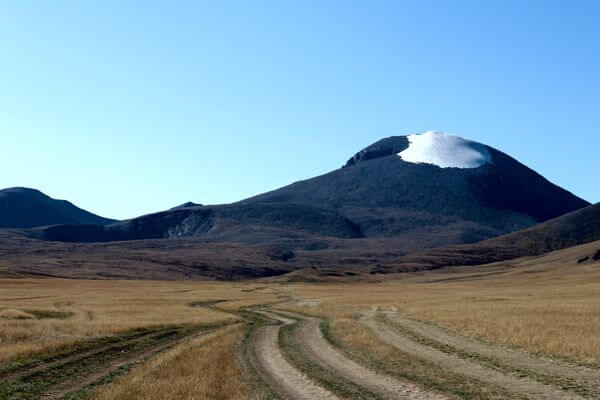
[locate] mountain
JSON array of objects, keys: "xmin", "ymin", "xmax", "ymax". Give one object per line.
[
  {"xmin": 240, "ymin": 131, "xmax": 589, "ymax": 246},
  {"xmin": 0, "ymin": 187, "xmax": 115, "ymax": 228},
  {"xmin": 35, "ymin": 202, "xmax": 362, "ymax": 243},
  {"xmin": 29, "ymin": 131, "xmax": 589, "ymax": 255},
  {"xmin": 1, "ymin": 131, "xmax": 593, "ymax": 281},
  {"xmin": 3, "ymin": 202, "xmax": 599, "ymax": 281},
  {"xmin": 378, "ymin": 202, "xmax": 600, "ymax": 273}
]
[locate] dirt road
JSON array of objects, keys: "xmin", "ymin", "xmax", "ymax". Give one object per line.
[
  {"xmin": 382, "ymin": 311, "xmax": 600, "ymax": 386},
  {"xmin": 248, "ymin": 309, "xmax": 446, "ymax": 400},
  {"xmin": 292, "ymin": 312, "xmax": 447, "ymax": 400},
  {"xmin": 248, "ymin": 311, "xmax": 340, "ymax": 400},
  {"xmin": 362, "ymin": 312, "xmax": 586, "ymax": 400}
]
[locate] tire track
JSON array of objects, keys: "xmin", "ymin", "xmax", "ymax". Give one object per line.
[
  {"xmin": 274, "ymin": 310, "xmax": 447, "ymax": 400},
  {"xmin": 248, "ymin": 310, "xmax": 340, "ymax": 400},
  {"xmin": 361, "ymin": 312, "xmax": 584, "ymax": 400},
  {"xmin": 0, "ymin": 325, "xmax": 221, "ymax": 400},
  {"xmin": 382, "ymin": 311, "xmax": 600, "ymax": 386},
  {"xmin": 0, "ymin": 330, "xmax": 170, "ymax": 382},
  {"xmin": 42, "ymin": 328, "xmax": 215, "ymax": 399}
]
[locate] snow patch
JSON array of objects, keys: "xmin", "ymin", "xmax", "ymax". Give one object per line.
[{"xmin": 398, "ymin": 131, "xmax": 491, "ymax": 169}]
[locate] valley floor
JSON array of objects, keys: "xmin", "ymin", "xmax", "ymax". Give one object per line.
[{"xmin": 1, "ymin": 251, "xmax": 599, "ymax": 399}]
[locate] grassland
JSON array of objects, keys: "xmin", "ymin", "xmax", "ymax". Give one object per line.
[
  {"xmin": 0, "ymin": 280, "xmax": 276, "ymax": 364},
  {"xmin": 279, "ymin": 240, "xmax": 600, "ymax": 364},
  {"xmin": 95, "ymin": 324, "xmax": 249, "ymax": 400},
  {"xmin": 0, "ymin": 243, "xmax": 599, "ymax": 399}
]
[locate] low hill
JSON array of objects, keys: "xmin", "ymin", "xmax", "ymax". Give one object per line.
[
  {"xmin": 379, "ymin": 202, "xmax": 600, "ymax": 273},
  {"xmin": 1, "ymin": 203, "xmax": 599, "ymax": 281},
  {"xmin": 0, "ymin": 187, "xmax": 115, "ymax": 228},
  {"xmin": 34, "ymin": 202, "xmax": 362, "ymax": 243}
]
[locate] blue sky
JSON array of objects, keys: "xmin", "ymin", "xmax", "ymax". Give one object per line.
[{"xmin": 1, "ymin": 1, "xmax": 598, "ymax": 219}]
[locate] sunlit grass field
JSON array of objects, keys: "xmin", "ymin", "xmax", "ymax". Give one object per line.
[
  {"xmin": 0, "ymin": 280, "xmax": 278, "ymax": 364},
  {"xmin": 1, "ymin": 245, "xmax": 599, "ymax": 398}
]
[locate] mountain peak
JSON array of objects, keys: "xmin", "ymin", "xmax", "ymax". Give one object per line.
[
  {"xmin": 345, "ymin": 131, "xmax": 492, "ymax": 169},
  {"xmin": 398, "ymin": 131, "xmax": 491, "ymax": 169}
]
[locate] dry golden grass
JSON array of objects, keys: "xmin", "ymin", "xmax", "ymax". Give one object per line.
[
  {"xmin": 0, "ymin": 309, "xmax": 35, "ymax": 319},
  {"xmin": 328, "ymin": 318, "xmax": 391, "ymax": 360},
  {"xmin": 94, "ymin": 324, "xmax": 248, "ymax": 400},
  {"xmin": 0, "ymin": 279, "xmax": 279, "ymax": 363},
  {"xmin": 1, "ymin": 241, "xmax": 599, "ymax": 398},
  {"xmin": 281, "ymin": 244, "xmax": 600, "ymax": 364},
  {"xmin": 324, "ymin": 318, "xmax": 511, "ymax": 399}
]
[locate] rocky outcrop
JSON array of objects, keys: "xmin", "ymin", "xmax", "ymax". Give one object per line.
[{"xmin": 343, "ymin": 136, "xmax": 409, "ymax": 167}]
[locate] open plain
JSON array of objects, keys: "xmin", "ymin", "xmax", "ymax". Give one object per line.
[{"xmin": 1, "ymin": 241, "xmax": 599, "ymax": 400}]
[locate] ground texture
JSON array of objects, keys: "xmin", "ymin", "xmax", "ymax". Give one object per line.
[{"xmin": 1, "ymin": 253, "xmax": 599, "ymax": 399}]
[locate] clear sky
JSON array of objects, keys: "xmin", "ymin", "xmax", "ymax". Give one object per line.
[{"xmin": 1, "ymin": 1, "xmax": 598, "ymax": 219}]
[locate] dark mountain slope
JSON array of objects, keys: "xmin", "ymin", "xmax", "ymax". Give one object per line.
[
  {"xmin": 0, "ymin": 187, "xmax": 115, "ymax": 228},
  {"xmin": 36, "ymin": 202, "xmax": 362, "ymax": 243},
  {"xmin": 25, "ymin": 132, "xmax": 588, "ymax": 255},
  {"xmin": 242, "ymin": 135, "xmax": 588, "ymax": 245},
  {"xmin": 3, "ymin": 203, "xmax": 599, "ymax": 281},
  {"xmin": 382, "ymin": 202, "xmax": 600, "ymax": 272}
]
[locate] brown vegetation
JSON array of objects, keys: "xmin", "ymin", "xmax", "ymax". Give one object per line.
[
  {"xmin": 94, "ymin": 324, "xmax": 248, "ymax": 400},
  {"xmin": 280, "ymin": 241, "xmax": 600, "ymax": 364},
  {"xmin": 0, "ymin": 279, "xmax": 278, "ymax": 364},
  {"xmin": 1, "ymin": 241, "xmax": 598, "ymax": 399}
]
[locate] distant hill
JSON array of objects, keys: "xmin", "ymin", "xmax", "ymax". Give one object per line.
[
  {"xmin": 0, "ymin": 187, "xmax": 115, "ymax": 228},
  {"xmin": 35, "ymin": 202, "xmax": 362, "ymax": 243},
  {"xmin": 2, "ymin": 203, "xmax": 599, "ymax": 281},
  {"xmin": 29, "ymin": 132, "xmax": 589, "ymax": 256},
  {"xmin": 380, "ymin": 202, "xmax": 600, "ymax": 273}
]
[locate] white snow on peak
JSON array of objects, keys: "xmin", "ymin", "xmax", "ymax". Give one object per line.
[{"xmin": 398, "ymin": 131, "xmax": 491, "ymax": 169}]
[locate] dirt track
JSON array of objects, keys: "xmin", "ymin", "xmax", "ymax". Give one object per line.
[
  {"xmin": 382, "ymin": 311, "xmax": 600, "ymax": 385},
  {"xmin": 362, "ymin": 312, "xmax": 585, "ymax": 400},
  {"xmin": 1, "ymin": 330, "xmax": 169, "ymax": 383},
  {"xmin": 42, "ymin": 331, "xmax": 207, "ymax": 400},
  {"xmin": 0, "ymin": 325, "xmax": 219, "ymax": 400},
  {"xmin": 8, "ymin": 303, "xmax": 594, "ymax": 399},
  {"xmin": 248, "ymin": 311, "xmax": 340, "ymax": 400},
  {"xmin": 248, "ymin": 309, "xmax": 446, "ymax": 400},
  {"xmin": 292, "ymin": 312, "xmax": 447, "ymax": 400}
]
